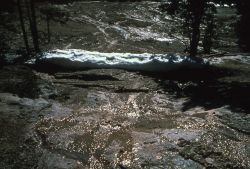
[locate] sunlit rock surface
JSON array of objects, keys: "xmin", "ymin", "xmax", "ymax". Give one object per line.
[{"xmin": 1, "ymin": 66, "xmax": 249, "ymax": 169}]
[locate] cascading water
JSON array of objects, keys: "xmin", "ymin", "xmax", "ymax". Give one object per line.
[{"xmin": 39, "ymin": 49, "xmax": 207, "ymax": 71}]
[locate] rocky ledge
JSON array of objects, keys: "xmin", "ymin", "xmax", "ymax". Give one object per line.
[{"xmin": 0, "ymin": 65, "xmax": 249, "ymax": 169}]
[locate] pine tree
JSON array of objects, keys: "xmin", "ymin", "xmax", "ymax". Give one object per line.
[
  {"xmin": 189, "ymin": 0, "xmax": 205, "ymax": 57},
  {"xmin": 25, "ymin": 0, "xmax": 40, "ymax": 53},
  {"xmin": 17, "ymin": 0, "xmax": 30, "ymax": 55},
  {"xmin": 236, "ymin": 0, "xmax": 250, "ymax": 52}
]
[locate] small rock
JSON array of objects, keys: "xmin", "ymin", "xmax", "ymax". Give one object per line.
[
  {"xmin": 177, "ymin": 138, "xmax": 190, "ymax": 147},
  {"xmin": 205, "ymin": 157, "xmax": 214, "ymax": 164}
]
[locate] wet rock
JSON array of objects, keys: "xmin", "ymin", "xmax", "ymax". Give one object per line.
[
  {"xmin": 205, "ymin": 157, "xmax": 214, "ymax": 164},
  {"xmin": 179, "ymin": 140, "xmax": 247, "ymax": 169},
  {"xmin": 177, "ymin": 138, "xmax": 191, "ymax": 147},
  {"xmin": 1, "ymin": 68, "xmax": 250, "ymax": 168},
  {"xmin": 38, "ymin": 150, "xmax": 85, "ymax": 169},
  {"xmin": 162, "ymin": 129, "xmax": 203, "ymax": 142},
  {"xmin": 0, "ymin": 93, "xmax": 21, "ymax": 105},
  {"xmin": 0, "ymin": 66, "xmax": 57, "ymax": 99},
  {"xmin": 218, "ymin": 110, "xmax": 250, "ymax": 134}
]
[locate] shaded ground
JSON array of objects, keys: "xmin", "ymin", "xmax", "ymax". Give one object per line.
[{"xmin": 0, "ymin": 61, "xmax": 249, "ymax": 169}]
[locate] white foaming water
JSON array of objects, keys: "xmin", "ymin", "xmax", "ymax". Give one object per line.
[
  {"xmin": 205, "ymin": 55, "xmax": 250, "ymax": 65},
  {"xmin": 40, "ymin": 49, "xmax": 206, "ymax": 72}
]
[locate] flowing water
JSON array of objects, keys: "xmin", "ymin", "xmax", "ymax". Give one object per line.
[
  {"xmin": 39, "ymin": 1, "xmax": 238, "ymax": 54},
  {"xmin": 39, "ymin": 1, "xmax": 185, "ymax": 53},
  {"xmin": 35, "ymin": 0, "xmax": 244, "ymax": 70}
]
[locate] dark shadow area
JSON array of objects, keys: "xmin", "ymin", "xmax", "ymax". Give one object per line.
[
  {"xmin": 140, "ymin": 65, "xmax": 232, "ymax": 81},
  {"xmin": 0, "ymin": 65, "xmax": 39, "ymax": 98},
  {"xmin": 54, "ymin": 82, "xmax": 111, "ymax": 90},
  {"xmin": 29, "ymin": 61, "xmax": 121, "ymax": 83},
  {"xmin": 28, "ymin": 61, "xmax": 84, "ymax": 74},
  {"xmin": 115, "ymin": 87, "xmax": 149, "ymax": 93},
  {"xmin": 179, "ymin": 81, "xmax": 250, "ymax": 113},
  {"xmin": 54, "ymin": 73, "xmax": 119, "ymax": 81},
  {"xmin": 140, "ymin": 65, "xmax": 250, "ymax": 114}
]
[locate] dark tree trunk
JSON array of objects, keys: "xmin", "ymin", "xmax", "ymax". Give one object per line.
[
  {"xmin": 236, "ymin": 0, "xmax": 250, "ymax": 52},
  {"xmin": 17, "ymin": 0, "xmax": 30, "ymax": 55},
  {"xmin": 25, "ymin": 0, "xmax": 39, "ymax": 53},
  {"xmin": 190, "ymin": 18, "xmax": 201, "ymax": 57},
  {"xmin": 46, "ymin": 14, "xmax": 50, "ymax": 43},
  {"xmin": 30, "ymin": 0, "xmax": 39, "ymax": 53},
  {"xmin": 203, "ymin": 17, "xmax": 214, "ymax": 54},
  {"xmin": 189, "ymin": 0, "xmax": 205, "ymax": 57}
]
